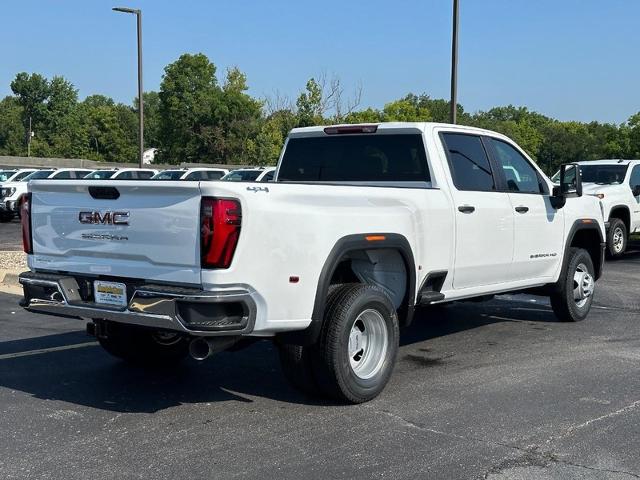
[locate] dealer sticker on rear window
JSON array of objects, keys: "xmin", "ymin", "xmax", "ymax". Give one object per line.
[{"xmin": 94, "ymin": 280, "xmax": 127, "ymax": 307}]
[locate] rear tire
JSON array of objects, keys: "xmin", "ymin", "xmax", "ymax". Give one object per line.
[
  {"xmin": 97, "ymin": 321, "xmax": 189, "ymax": 365},
  {"xmin": 0, "ymin": 212, "xmax": 12, "ymax": 223},
  {"xmin": 312, "ymin": 283, "xmax": 399, "ymax": 404},
  {"xmin": 550, "ymin": 247, "xmax": 595, "ymax": 322},
  {"xmin": 607, "ymin": 218, "xmax": 627, "ymax": 258},
  {"xmin": 277, "ymin": 284, "xmax": 343, "ymax": 397},
  {"xmin": 277, "ymin": 343, "xmax": 321, "ymax": 397}
]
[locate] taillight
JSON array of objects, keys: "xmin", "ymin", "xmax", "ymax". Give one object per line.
[
  {"xmin": 200, "ymin": 197, "xmax": 241, "ymax": 269},
  {"xmin": 20, "ymin": 194, "xmax": 32, "ymax": 254}
]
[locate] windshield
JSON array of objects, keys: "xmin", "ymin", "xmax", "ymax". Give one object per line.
[
  {"xmin": 23, "ymin": 170, "xmax": 55, "ymax": 180},
  {"xmin": 579, "ymin": 164, "xmax": 629, "ymax": 184},
  {"xmin": 152, "ymin": 170, "xmax": 184, "ymax": 180},
  {"xmin": 84, "ymin": 170, "xmax": 116, "ymax": 179},
  {"xmin": 0, "ymin": 170, "xmax": 17, "ymax": 182},
  {"xmin": 222, "ymin": 170, "xmax": 262, "ymax": 182}
]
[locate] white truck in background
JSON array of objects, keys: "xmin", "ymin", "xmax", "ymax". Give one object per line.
[
  {"xmin": 573, "ymin": 160, "xmax": 640, "ymax": 257},
  {"xmin": 18, "ymin": 122, "xmax": 606, "ymax": 403}
]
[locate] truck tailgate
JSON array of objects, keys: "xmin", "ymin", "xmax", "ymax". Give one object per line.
[{"xmin": 29, "ymin": 181, "xmax": 202, "ymax": 284}]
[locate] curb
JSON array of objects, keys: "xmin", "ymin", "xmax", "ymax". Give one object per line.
[{"xmin": 0, "ymin": 270, "xmax": 23, "ymax": 287}]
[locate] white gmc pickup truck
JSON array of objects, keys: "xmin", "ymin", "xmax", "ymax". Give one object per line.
[{"xmin": 19, "ymin": 122, "xmax": 606, "ymax": 403}]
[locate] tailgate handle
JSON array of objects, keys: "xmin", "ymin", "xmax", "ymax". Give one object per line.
[{"xmin": 89, "ymin": 186, "xmax": 120, "ymax": 200}]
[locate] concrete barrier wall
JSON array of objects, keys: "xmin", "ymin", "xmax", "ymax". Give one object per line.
[{"xmin": 0, "ymin": 155, "xmax": 248, "ymax": 170}]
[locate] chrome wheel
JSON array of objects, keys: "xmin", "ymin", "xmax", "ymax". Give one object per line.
[
  {"xmin": 573, "ymin": 263, "xmax": 594, "ymax": 308},
  {"xmin": 348, "ymin": 309, "xmax": 388, "ymax": 380},
  {"xmin": 612, "ymin": 227, "xmax": 625, "ymax": 254}
]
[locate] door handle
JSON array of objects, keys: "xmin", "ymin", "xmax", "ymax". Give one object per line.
[
  {"xmin": 515, "ymin": 206, "xmax": 529, "ymax": 214},
  {"xmin": 458, "ymin": 205, "xmax": 475, "ymax": 214}
]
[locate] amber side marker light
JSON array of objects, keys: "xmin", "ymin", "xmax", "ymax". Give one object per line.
[
  {"xmin": 365, "ymin": 235, "xmax": 386, "ymax": 242},
  {"xmin": 581, "ymin": 219, "xmax": 594, "ymax": 224}
]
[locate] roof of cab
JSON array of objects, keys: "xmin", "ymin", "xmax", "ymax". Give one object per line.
[
  {"xmin": 576, "ymin": 159, "xmax": 640, "ymax": 165},
  {"xmin": 288, "ymin": 122, "xmax": 513, "ymax": 139}
]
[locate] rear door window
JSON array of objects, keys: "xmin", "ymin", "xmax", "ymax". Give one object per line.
[
  {"xmin": 278, "ymin": 134, "xmax": 430, "ymax": 182},
  {"xmin": 441, "ymin": 133, "xmax": 495, "ymax": 192}
]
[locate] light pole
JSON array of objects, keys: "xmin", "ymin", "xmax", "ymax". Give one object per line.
[
  {"xmin": 450, "ymin": 0, "xmax": 459, "ymax": 124},
  {"xmin": 113, "ymin": 7, "xmax": 144, "ymax": 167}
]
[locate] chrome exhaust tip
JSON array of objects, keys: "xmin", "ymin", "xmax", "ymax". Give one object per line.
[
  {"xmin": 189, "ymin": 336, "xmax": 240, "ymax": 361},
  {"xmin": 189, "ymin": 338, "xmax": 212, "ymax": 361}
]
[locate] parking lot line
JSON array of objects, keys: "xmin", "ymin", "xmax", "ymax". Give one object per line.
[{"xmin": 0, "ymin": 341, "xmax": 97, "ymax": 360}]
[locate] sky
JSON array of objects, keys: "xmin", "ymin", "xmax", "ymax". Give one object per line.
[{"xmin": 1, "ymin": 0, "xmax": 639, "ymax": 124}]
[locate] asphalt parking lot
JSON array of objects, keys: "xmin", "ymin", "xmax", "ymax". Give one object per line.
[{"xmin": 0, "ymin": 225, "xmax": 639, "ymax": 479}]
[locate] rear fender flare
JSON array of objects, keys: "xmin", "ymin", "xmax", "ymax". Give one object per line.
[{"xmin": 278, "ymin": 233, "xmax": 416, "ymax": 345}]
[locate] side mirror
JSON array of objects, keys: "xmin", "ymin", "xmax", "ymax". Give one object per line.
[
  {"xmin": 551, "ymin": 163, "xmax": 582, "ymax": 209},
  {"xmin": 633, "ymin": 185, "xmax": 640, "ymax": 197}
]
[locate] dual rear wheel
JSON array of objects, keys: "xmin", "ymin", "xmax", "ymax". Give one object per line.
[{"xmin": 278, "ymin": 284, "xmax": 399, "ymax": 404}]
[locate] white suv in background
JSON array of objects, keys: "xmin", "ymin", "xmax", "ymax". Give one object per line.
[
  {"xmin": 151, "ymin": 168, "xmax": 229, "ymax": 181},
  {"xmin": 1, "ymin": 168, "xmax": 92, "ymax": 220},
  {"xmin": 84, "ymin": 168, "xmax": 159, "ymax": 180},
  {"xmin": 0, "ymin": 168, "xmax": 38, "ymax": 183}
]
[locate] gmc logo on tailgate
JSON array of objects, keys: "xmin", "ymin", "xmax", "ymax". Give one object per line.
[{"xmin": 79, "ymin": 211, "xmax": 130, "ymax": 225}]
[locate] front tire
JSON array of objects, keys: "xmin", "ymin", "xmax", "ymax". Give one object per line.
[
  {"xmin": 96, "ymin": 321, "xmax": 189, "ymax": 365},
  {"xmin": 607, "ymin": 218, "xmax": 627, "ymax": 258},
  {"xmin": 550, "ymin": 247, "xmax": 595, "ymax": 322},
  {"xmin": 313, "ymin": 283, "xmax": 399, "ymax": 404}
]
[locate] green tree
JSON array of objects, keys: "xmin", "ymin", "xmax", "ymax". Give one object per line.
[
  {"xmin": 537, "ymin": 121, "xmax": 592, "ymax": 174},
  {"xmin": 627, "ymin": 113, "xmax": 640, "ymax": 158},
  {"xmin": 158, "ymin": 53, "xmax": 221, "ymax": 163},
  {"xmin": 382, "ymin": 99, "xmax": 431, "ymax": 122},
  {"xmin": 246, "ymin": 117, "xmax": 284, "ymax": 166},
  {"xmin": 206, "ymin": 67, "xmax": 263, "ymax": 164},
  {"xmin": 77, "ymin": 96, "xmax": 137, "ymax": 162},
  {"xmin": 344, "ymin": 107, "xmax": 383, "ymax": 124},
  {"xmin": 10, "ymin": 72, "xmax": 49, "ymax": 137},
  {"xmin": 296, "ymin": 78, "xmax": 323, "ymax": 127},
  {"xmin": 0, "ymin": 96, "xmax": 25, "ymax": 155}
]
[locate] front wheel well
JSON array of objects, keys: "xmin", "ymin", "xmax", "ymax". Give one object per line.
[
  {"xmin": 609, "ymin": 206, "xmax": 631, "ymax": 232},
  {"xmin": 569, "ymin": 228, "xmax": 603, "ymax": 279}
]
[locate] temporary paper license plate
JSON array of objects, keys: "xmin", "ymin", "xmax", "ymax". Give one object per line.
[{"xmin": 94, "ymin": 280, "xmax": 127, "ymax": 307}]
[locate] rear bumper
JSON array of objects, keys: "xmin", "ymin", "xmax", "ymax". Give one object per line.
[{"xmin": 19, "ymin": 271, "xmax": 256, "ymax": 337}]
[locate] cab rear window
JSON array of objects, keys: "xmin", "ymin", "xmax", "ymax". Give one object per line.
[{"xmin": 278, "ymin": 134, "xmax": 430, "ymax": 182}]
